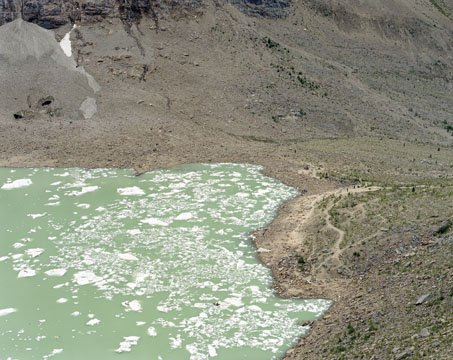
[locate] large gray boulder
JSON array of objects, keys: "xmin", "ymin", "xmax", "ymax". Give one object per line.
[{"xmin": 0, "ymin": 19, "xmax": 99, "ymax": 120}]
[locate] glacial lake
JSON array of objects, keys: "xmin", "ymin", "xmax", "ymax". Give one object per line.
[{"xmin": 0, "ymin": 164, "xmax": 330, "ymax": 359}]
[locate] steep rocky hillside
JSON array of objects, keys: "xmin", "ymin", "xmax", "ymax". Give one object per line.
[{"xmin": 1, "ymin": 0, "xmax": 452, "ymax": 149}]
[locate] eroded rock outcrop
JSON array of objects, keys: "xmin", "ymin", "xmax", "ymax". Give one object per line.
[{"xmin": 0, "ymin": 0, "xmax": 289, "ymax": 29}]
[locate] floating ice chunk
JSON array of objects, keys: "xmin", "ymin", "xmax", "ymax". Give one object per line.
[
  {"xmin": 68, "ymin": 186, "xmax": 99, "ymax": 196},
  {"xmin": 141, "ymin": 218, "xmax": 170, "ymax": 226},
  {"xmin": 73, "ymin": 270, "xmax": 103, "ymax": 286},
  {"xmin": 26, "ymin": 248, "xmax": 44, "ymax": 258},
  {"xmin": 29, "ymin": 213, "xmax": 46, "ymax": 219},
  {"xmin": 248, "ymin": 305, "xmax": 262, "ymax": 312},
  {"xmin": 86, "ymin": 318, "xmax": 100, "ymax": 326},
  {"xmin": 220, "ymin": 296, "xmax": 243, "ymax": 309},
  {"xmin": 136, "ymin": 321, "xmax": 146, "ymax": 326},
  {"xmin": 18, "ymin": 268, "xmax": 36, "ymax": 278},
  {"xmin": 122, "ymin": 300, "xmax": 142, "ymax": 312},
  {"xmin": 56, "ymin": 298, "xmax": 68, "ymax": 304},
  {"xmin": 170, "ymin": 335, "xmax": 182, "ymax": 348},
  {"xmin": 0, "ymin": 308, "xmax": 17, "ymax": 317},
  {"xmin": 127, "ymin": 229, "xmax": 141, "ymax": 236},
  {"xmin": 118, "ymin": 253, "xmax": 138, "ymax": 261},
  {"xmin": 175, "ymin": 212, "xmax": 193, "ymax": 221},
  {"xmin": 43, "ymin": 348, "xmax": 64, "ymax": 359},
  {"xmin": 71, "ymin": 311, "xmax": 81, "ymax": 317},
  {"xmin": 117, "ymin": 187, "xmax": 145, "ymax": 196},
  {"xmin": 147, "ymin": 326, "xmax": 157, "ymax": 337},
  {"xmin": 45, "ymin": 268, "xmax": 67, "ymax": 277},
  {"xmin": 208, "ymin": 345, "xmax": 218, "ymax": 357},
  {"xmin": 115, "ymin": 336, "xmax": 140, "ymax": 353},
  {"xmin": 13, "ymin": 242, "xmax": 25, "ymax": 249},
  {"xmin": 77, "ymin": 203, "xmax": 90, "ymax": 209},
  {"xmin": 1, "ymin": 179, "xmax": 32, "ymax": 190},
  {"xmin": 0, "ymin": 256, "xmax": 8, "ymax": 262},
  {"xmin": 156, "ymin": 304, "xmax": 171, "ymax": 313}
]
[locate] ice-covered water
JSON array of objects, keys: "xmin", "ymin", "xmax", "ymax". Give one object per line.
[{"xmin": 0, "ymin": 164, "xmax": 331, "ymax": 359}]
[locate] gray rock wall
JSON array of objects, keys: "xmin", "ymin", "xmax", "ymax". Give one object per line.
[{"xmin": 0, "ymin": 0, "xmax": 288, "ymax": 29}]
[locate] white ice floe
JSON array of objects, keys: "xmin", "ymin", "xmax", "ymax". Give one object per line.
[
  {"xmin": 0, "ymin": 256, "xmax": 8, "ymax": 262},
  {"xmin": 43, "ymin": 348, "xmax": 63, "ymax": 359},
  {"xmin": 118, "ymin": 253, "xmax": 138, "ymax": 261},
  {"xmin": 117, "ymin": 187, "xmax": 145, "ymax": 196},
  {"xmin": 122, "ymin": 300, "xmax": 142, "ymax": 312},
  {"xmin": 56, "ymin": 298, "xmax": 68, "ymax": 304},
  {"xmin": 0, "ymin": 308, "xmax": 17, "ymax": 317},
  {"xmin": 26, "ymin": 248, "xmax": 45, "ymax": 258},
  {"xmin": 1, "ymin": 179, "xmax": 32, "ymax": 190},
  {"xmin": 126, "ymin": 229, "xmax": 141, "ymax": 235},
  {"xmin": 115, "ymin": 336, "xmax": 140, "ymax": 353},
  {"xmin": 175, "ymin": 212, "xmax": 193, "ymax": 221},
  {"xmin": 68, "ymin": 186, "xmax": 99, "ymax": 196},
  {"xmin": 45, "ymin": 268, "xmax": 67, "ymax": 277},
  {"xmin": 73, "ymin": 270, "xmax": 103, "ymax": 286},
  {"xmin": 18, "ymin": 268, "xmax": 36, "ymax": 278},
  {"xmin": 29, "ymin": 213, "xmax": 46, "ymax": 219},
  {"xmin": 141, "ymin": 218, "xmax": 170, "ymax": 226},
  {"xmin": 208, "ymin": 345, "xmax": 217, "ymax": 357},
  {"xmin": 147, "ymin": 326, "xmax": 157, "ymax": 337},
  {"xmin": 86, "ymin": 318, "xmax": 100, "ymax": 326}
]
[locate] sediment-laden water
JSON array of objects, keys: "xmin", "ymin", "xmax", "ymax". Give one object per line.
[{"xmin": 0, "ymin": 164, "xmax": 330, "ymax": 359}]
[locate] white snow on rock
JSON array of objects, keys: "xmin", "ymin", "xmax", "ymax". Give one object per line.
[
  {"xmin": 1, "ymin": 179, "xmax": 32, "ymax": 190},
  {"xmin": 59, "ymin": 25, "xmax": 76, "ymax": 57},
  {"xmin": 117, "ymin": 187, "xmax": 145, "ymax": 196}
]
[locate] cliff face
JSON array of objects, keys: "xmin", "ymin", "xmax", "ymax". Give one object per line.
[{"xmin": 0, "ymin": 0, "xmax": 289, "ymax": 29}]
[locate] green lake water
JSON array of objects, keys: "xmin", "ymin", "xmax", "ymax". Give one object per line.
[{"xmin": 0, "ymin": 164, "xmax": 330, "ymax": 359}]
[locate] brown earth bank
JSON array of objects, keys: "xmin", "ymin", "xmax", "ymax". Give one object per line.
[{"xmin": 0, "ymin": 0, "xmax": 452, "ymax": 359}]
